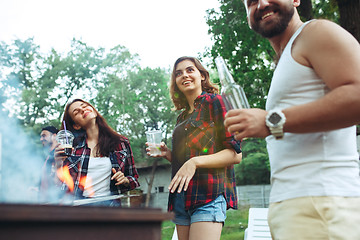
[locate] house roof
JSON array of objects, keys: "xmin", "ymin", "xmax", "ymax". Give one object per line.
[{"xmin": 136, "ymin": 162, "xmax": 171, "ymax": 170}]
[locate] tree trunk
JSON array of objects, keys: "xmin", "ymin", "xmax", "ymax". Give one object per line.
[
  {"xmin": 145, "ymin": 159, "xmax": 158, "ymax": 207},
  {"xmin": 337, "ymin": 0, "xmax": 360, "ymax": 42},
  {"xmin": 298, "ymin": 0, "xmax": 313, "ymax": 20}
]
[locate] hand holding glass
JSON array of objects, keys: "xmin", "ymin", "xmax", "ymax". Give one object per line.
[{"xmin": 56, "ymin": 130, "xmax": 74, "ymax": 156}]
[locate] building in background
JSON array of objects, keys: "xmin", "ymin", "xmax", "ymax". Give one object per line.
[{"xmin": 136, "ymin": 163, "xmax": 171, "ymax": 211}]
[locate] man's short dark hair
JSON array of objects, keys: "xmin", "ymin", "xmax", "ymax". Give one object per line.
[{"xmin": 41, "ymin": 126, "xmax": 59, "ymax": 134}]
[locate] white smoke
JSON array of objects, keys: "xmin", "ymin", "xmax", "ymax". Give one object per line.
[
  {"xmin": 0, "ymin": 108, "xmax": 74, "ymax": 205},
  {"xmin": 0, "ymin": 110, "xmax": 44, "ymax": 203}
]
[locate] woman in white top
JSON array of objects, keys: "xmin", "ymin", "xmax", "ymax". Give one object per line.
[{"xmin": 55, "ymin": 98, "xmax": 139, "ymax": 205}]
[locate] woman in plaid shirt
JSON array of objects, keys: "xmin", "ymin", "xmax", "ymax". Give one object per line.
[
  {"xmin": 55, "ymin": 99, "xmax": 139, "ymax": 205},
  {"xmin": 147, "ymin": 57, "xmax": 242, "ymax": 239}
]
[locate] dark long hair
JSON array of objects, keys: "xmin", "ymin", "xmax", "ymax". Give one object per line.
[
  {"xmin": 169, "ymin": 56, "xmax": 219, "ymax": 110},
  {"xmin": 61, "ymin": 99, "xmax": 126, "ymax": 157}
]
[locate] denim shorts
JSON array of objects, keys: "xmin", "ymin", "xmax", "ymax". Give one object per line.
[{"xmin": 172, "ymin": 192, "xmax": 227, "ymax": 226}]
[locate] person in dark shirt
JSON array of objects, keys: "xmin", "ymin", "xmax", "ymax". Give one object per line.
[
  {"xmin": 39, "ymin": 126, "xmax": 59, "ymax": 202},
  {"xmin": 147, "ymin": 56, "xmax": 242, "ymax": 240}
]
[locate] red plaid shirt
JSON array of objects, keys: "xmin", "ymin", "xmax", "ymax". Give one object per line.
[
  {"xmin": 168, "ymin": 92, "xmax": 241, "ymax": 211},
  {"xmin": 61, "ymin": 135, "xmax": 140, "ymax": 199}
]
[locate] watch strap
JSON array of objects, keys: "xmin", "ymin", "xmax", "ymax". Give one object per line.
[
  {"xmin": 266, "ymin": 110, "xmax": 286, "ymax": 140},
  {"xmin": 269, "ymin": 126, "xmax": 284, "ymax": 139}
]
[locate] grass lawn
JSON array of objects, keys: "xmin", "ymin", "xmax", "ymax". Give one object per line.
[{"xmin": 161, "ymin": 206, "xmax": 249, "ymax": 240}]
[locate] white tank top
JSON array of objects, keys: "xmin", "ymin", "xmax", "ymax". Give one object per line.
[
  {"xmin": 266, "ymin": 21, "xmax": 360, "ymax": 203},
  {"xmin": 83, "ymin": 157, "xmax": 112, "ymax": 198}
]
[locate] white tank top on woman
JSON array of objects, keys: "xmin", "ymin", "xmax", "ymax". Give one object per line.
[
  {"xmin": 83, "ymin": 157, "xmax": 112, "ymax": 198},
  {"xmin": 266, "ymin": 21, "xmax": 360, "ymax": 203}
]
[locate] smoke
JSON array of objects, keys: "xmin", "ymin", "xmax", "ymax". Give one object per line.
[{"xmin": 0, "ymin": 109, "xmax": 67, "ymax": 204}]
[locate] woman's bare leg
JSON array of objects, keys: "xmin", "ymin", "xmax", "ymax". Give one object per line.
[
  {"xmin": 176, "ymin": 224, "xmax": 190, "ymax": 240},
  {"xmin": 189, "ymin": 222, "xmax": 223, "ymax": 240}
]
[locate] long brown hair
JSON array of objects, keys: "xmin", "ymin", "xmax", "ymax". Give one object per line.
[
  {"xmin": 169, "ymin": 56, "xmax": 219, "ymax": 110},
  {"xmin": 61, "ymin": 99, "xmax": 125, "ymax": 157}
]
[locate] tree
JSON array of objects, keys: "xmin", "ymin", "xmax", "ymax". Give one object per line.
[
  {"xmin": 120, "ymin": 67, "xmax": 177, "ymax": 207},
  {"xmin": 0, "ymin": 38, "xmax": 108, "ymax": 132},
  {"xmin": 206, "ymin": 0, "xmax": 275, "ymax": 109},
  {"xmin": 1, "ymin": 37, "xmax": 183, "ymax": 207},
  {"xmin": 0, "ymin": 38, "xmax": 57, "ymax": 132},
  {"xmin": 1, "ymin": 37, "xmax": 177, "ymax": 163},
  {"xmin": 298, "ymin": 0, "xmax": 314, "ymax": 20},
  {"xmin": 235, "ymin": 138, "xmax": 270, "ymax": 185},
  {"xmin": 93, "ymin": 64, "xmax": 177, "ymax": 164},
  {"xmin": 50, "ymin": 39, "xmax": 106, "ymax": 119},
  {"xmin": 297, "ymin": 0, "xmax": 359, "ymax": 42},
  {"xmin": 205, "ymin": 0, "xmax": 352, "ymax": 111},
  {"xmin": 126, "ymin": 67, "xmax": 177, "ymax": 203},
  {"xmin": 336, "ymin": 0, "xmax": 360, "ymax": 42},
  {"xmin": 91, "ymin": 44, "xmax": 140, "ymax": 134}
]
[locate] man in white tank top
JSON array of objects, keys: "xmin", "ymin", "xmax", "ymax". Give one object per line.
[{"xmin": 224, "ymin": 0, "xmax": 360, "ymax": 239}]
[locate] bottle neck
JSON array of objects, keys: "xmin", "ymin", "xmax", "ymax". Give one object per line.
[{"xmin": 215, "ymin": 57, "xmax": 235, "ymax": 86}]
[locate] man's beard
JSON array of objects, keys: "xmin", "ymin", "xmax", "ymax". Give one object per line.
[
  {"xmin": 42, "ymin": 141, "xmax": 52, "ymax": 149},
  {"xmin": 251, "ymin": 3, "xmax": 295, "ymax": 38}
]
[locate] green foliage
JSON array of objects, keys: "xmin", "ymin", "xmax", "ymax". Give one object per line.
[
  {"xmin": 0, "ymin": 38, "xmax": 175, "ymax": 164},
  {"xmin": 127, "ymin": 67, "xmax": 177, "ymax": 135},
  {"xmin": 205, "ymin": 0, "xmax": 340, "ymax": 110},
  {"xmin": 52, "ymin": 39, "xmax": 106, "ymax": 115},
  {"xmin": 221, "ymin": 208, "xmax": 249, "ymax": 240},
  {"xmin": 0, "ymin": 0, "xmax": 343, "ymax": 178},
  {"xmin": 235, "ymin": 138, "xmax": 270, "ymax": 185},
  {"xmin": 0, "ymin": 38, "xmax": 57, "ymax": 131},
  {"xmin": 94, "ymin": 66, "xmax": 177, "ymax": 163},
  {"xmin": 91, "ymin": 44, "xmax": 140, "ymax": 133},
  {"xmin": 205, "ymin": 0, "xmax": 275, "ymax": 109},
  {"xmin": 161, "ymin": 220, "xmax": 176, "ymax": 240},
  {"xmin": 312, "ymin": 0, "xmax": 339, "ymax": 22}
]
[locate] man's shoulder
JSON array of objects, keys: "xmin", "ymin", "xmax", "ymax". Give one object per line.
[
  {"xmin": 300, "ymin": 19, "xmax": 351, "ymax": 44},
  {"xmin": 294, "ymin": 19, "xmax": 354, "ymax": 65},
  {"xmin": 303, "ymin": 19, "xmax": 341, "ymax": 35}
]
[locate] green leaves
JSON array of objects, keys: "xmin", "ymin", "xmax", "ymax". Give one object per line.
[
  {"xmin": 206, "ymin": 0, "xmax": 274, "ymax": 109},
  {"xmin": 235, "ymin": 138, "xmax": 270, "ymax": 185},
  {"xmin": 0, "ymin": 38, "xmax": 175, "ymax": 164}
]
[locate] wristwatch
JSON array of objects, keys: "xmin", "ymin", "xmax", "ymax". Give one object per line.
[{"xmin": 265, "ymin": 109, "xmax": 286, "ymax": 139}]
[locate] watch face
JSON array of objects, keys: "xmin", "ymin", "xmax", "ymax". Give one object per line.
[{"xmin": 269, "ymin": 112, "xmax": 281, "ymax": 124}]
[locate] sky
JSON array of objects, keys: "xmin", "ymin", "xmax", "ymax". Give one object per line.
[{"xmin": 0, "ymin": 0, "xmax": 220, "ymax": 69}]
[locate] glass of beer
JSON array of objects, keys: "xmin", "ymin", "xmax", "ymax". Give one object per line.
[{"xmin": 56, "ymin": 130, "xmax": 74, "ymax": 156}]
